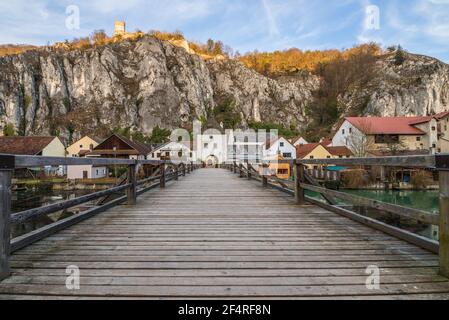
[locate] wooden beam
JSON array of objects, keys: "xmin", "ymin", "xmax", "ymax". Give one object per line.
[
  {"xmin": 303, "ymin": 171, "xmax": 338, "ymax": 205},
  {"xmin": 0, "ymin": 170, "xmax": 11, "ymax": 281},
  {"xmin": 301, "ymin": 183, "xmax": 439, "ymax": 225},
  {"xmin": 10, "ymin": 196, "xmax": 127, "ymax": 253},
  {"xmin": 10, "ymin": 184, "xmax": 130, "ymax": 225},
  {"xmin": 126, "ymin": 164, "xmax": 137, "ymax": 205},
  {"xmin": 294, "ymin": 164, "xmax": 305, "ymax": 205},
  {"xmin": 298, "ymin": 154, "xmax": 436, "ymax": 168},
  {"xmin": 160, "ymin": 164, "xmax": 166, "ymax": 188},
  {"xmin": 439, "ymin": 171, "xmax": 449, "ymax": 277}
]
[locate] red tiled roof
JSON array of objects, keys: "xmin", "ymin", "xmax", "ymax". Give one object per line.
[
  {"xmin": 0, "ymin": 136, "xmax": 57, "ymax": 155},
  {"xmin": 320, "ymin": 138, "xmax": 332, "ymax": 146},
  {"xmin": 296, "ymin": 143, "xmax": 321, "ymax": 159},
  {"xmin": 345, "ymin": 117, "xmax": 427, "ymax": 135},
  {"xmin": 325, "ymin": 146, "xmax": 353, "ymax": 157}
]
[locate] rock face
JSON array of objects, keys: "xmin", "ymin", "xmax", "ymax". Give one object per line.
[
  {"xmin": 0, "ymin": 36, "xmax": 448, "ymax": 143},
  {"xmin": 340, "ymin": 52, "xmax": 449, "ymax": 117}
]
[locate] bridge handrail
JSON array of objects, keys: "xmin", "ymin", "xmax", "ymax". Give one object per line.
[
  {"xmin": 0, "ymin": 154, "xmax": 200, "ymax": 281},
  {"xmin": 225, "ymin": 155, "xmax": 449, "ymax": 278}
]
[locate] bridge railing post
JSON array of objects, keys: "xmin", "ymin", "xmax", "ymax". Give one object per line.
[
  {"xmin": 262, "ymin": 164, "xmax": 268, "ymax": 187},
  {"xmin": 174, "ymin": 164, "xmax": 179, "ymax": 181},
  {"xmin": 233, "ymin": 162, "xmax": 237, "ymax": 174},
  {"xmin": 182, "ymin": 164, "xmax": 186, "ymax": 176},
  {"xmin": 126, "ymin": 162, "xmax": 137, "ymax": 205},
  {"xmin": 160, "ymin": 163, "xmax": 166, "ymax": 188},
  {"xmin": 294, "ymin": 162, "xmax": 306, "ymax": 205},
  {"xmin": 438, "ymin": 160, "xmax": 449, "ymax": 278},
  {"xmin": 247, "ymin": 163, "xmax": 251, "ymax": 180},
  {"xmin": 0, "ymin": 156, "xmax": 13, "ymax": 281},
  {"xmin": 239, "ymin": 163, "xmax": 243, "ymax": 178}
]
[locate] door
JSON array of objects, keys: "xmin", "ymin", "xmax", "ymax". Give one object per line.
[{"xmin": 83, "ymin": 171, "xmax": 88, "ymax": 179}]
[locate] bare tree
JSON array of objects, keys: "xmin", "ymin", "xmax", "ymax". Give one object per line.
[{"xmin": 346, "ymin": 119, "xmax": 375, "ymax": 157}]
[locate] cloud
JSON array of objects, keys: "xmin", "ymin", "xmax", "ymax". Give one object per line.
[{"xmin": 261, "ymin": 0, "xmax": 280, "ymax": 36}]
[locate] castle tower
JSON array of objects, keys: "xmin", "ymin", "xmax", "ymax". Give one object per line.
[{"xmin": 113, "ymin": 21, "xmax": 126, "ymax": 37}]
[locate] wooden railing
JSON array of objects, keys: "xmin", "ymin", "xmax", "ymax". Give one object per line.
[
  {"xmin": 225, "ymin": 154, "xmax": 449, "ymax": 278},
  {"xmin": 0, "ymin": 154, "xmax": 199, "ymax": 281}
]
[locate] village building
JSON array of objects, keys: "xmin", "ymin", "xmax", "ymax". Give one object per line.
[
  {"xmin": 296, "ymin": 143, "xmax": 353, "ymax": 169},
  {"xmin": 87, "ymin": 134, "xmax": 151, "ymax": 160},
  {"xmin": 0, "ymin": 136, "xmax": 66, "ymax": 176},
  {"xmin": 148, "ymin": 142, "xmax": 191, "ymax": 163},
  {"xmin": 66, "ymin": 136, "xmax": 101, "ymax": 157},
  {"xmin": 66, "ymin": 136, "xmax": 107, "ymax": 180},
  {"xmin": 0, "ymin": 136, "xmax": 66, "ymax": 157},
  {"xmin": 332, "ymin": 112, "xmax": 449, "ymax": 155},
  {"xmin": 196, "ymin": 132, "xmax": 228, "ymax": 167},
  {"xmin": 264, "ymin": 137, "xmax": 296, "ymax": 159}
]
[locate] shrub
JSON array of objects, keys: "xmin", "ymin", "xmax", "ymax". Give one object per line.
[
  {"xmin": 341, "ymin": 169, "xmax": 369, "ymax": 189},
  {"xmin": 411, "ymin": 171, "xmax": 434, "ymax": 189}
]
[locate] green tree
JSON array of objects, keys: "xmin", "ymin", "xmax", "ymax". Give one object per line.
[
  {"xmin": 213, "ymin": 97, "xmax": 241, "ymax": 129},
  {"xmin": 2, "ymin": 123, "xmax": 15, "ymax": 136},
  {"xmin": 248, "ymin": 121, "xmax": 298, "ymax": 139},
  {"xmin": 394, "ymin": 45, "xmax": 406, "ymax": 66},
  {"xmin": 149, "ymin": 126, "xmax": 171, "ymax": 144}
]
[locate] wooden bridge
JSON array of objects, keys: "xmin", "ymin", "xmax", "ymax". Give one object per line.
[{"xmin": 1, "ymin": 155, "xmax": 449, "ymax": 299}]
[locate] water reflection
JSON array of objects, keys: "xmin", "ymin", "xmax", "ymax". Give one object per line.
[{"xmin": 305, "ymin": 189, "xmax": 440, "ymax": 241}]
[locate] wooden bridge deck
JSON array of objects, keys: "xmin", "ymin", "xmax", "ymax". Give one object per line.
[{"xmin": 1, "ymin": 168, "xmax": 449, "ymax": 299}]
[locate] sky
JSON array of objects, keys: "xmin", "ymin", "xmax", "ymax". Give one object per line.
[{"xmin": 0, "ymin": 0, "xmax": 448, "ymax": 62}]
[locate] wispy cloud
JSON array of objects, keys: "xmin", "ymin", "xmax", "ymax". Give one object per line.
[
  {"xmin": 0, "ymin": 0, "xmax": 448, "ymax": 62},
  {"xmin": 261, "ymin": 0, "xmax": 280, "ymax": 36}
]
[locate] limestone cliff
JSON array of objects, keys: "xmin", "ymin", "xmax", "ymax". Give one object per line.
[{"xmin": 0, "ymin": 35, "xmax": 448, "ymax": 143}]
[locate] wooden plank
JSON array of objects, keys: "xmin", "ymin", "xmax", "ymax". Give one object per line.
[
  {"xmin": 439, "ymin": 171, "xmax": 449, "ymax": 277},
  {"xmin": 2, "ymin": 168, "xmax": 447, "ymax": 299},
  {"xmin": 0, "ymin": 169, "xmax": 12, "ymax": 281}
]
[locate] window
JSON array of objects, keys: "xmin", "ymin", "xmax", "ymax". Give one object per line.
[
  {"xmin": 209, "ymin": 136, "xmax": 213, "ymax": 140},
  {"xmin": 432, "ymin": 126, "xmax": 436, "ymax": 131},
  {"xmin": 280, "ymin": 142, "xmax": 284, "ymax": 147},
  {"xmin": 178, "ymin": 151, "xmax": 183, "ymax": 157},
  {"xmin": 80, "ymin": 145, "xmax": 83, "ymax": 148},
  {"xmin": 339, "ymin": 156, "xmax": 343, "ymax": 159},
  {"xmin": 416, "ymin": 137, "xmax": 421, "ymax": 142},
  {"xmin": 277, "ymin": 169, "xmax": 289, "ymax": 175},
  {"xmin": 349, "ymin": 128, "xmax": 352, "ymax": 134},
  {"xmin": 375, "ymin": 135, "xmax": 399, "ymax": 144},
  {"xmin": 165, "ymin": 152, "xmax": 170, "ymax": 156},
  {"xmin": 157, "ymin": 153, "xmax": 161, "ymax": 158},
  {"xmin": 432, "ymin": 144, "xmax": 436, "ymax": 148},
  {"xmin": 310, "ymin": 156, "xmax": 314, "ymax": 159},
  {"xmin": 189, "ymin": 152, "xmax": 193, "ymax": 157},
  {"xmin": 327, "ymin": 156, "xmax": 331, "ymax": 159},
  {"xmin": 445, "ymin": 125, "xmax": 448, "ymax": 131},
  {"xmin": 283, "ymin": 153, "xmax": 292, "ymax": 158},
  {"xmin": 438, "ymin": 148, "xmax": 442, "ymax": 153},
  {"xmin": 204, "ymin": 143, "xmax": 209, "ymax": 148}
]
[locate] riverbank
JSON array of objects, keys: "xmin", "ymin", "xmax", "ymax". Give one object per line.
[{"xmin": 13, "ymin": 177, "xmax": 118, "ymax": 191}]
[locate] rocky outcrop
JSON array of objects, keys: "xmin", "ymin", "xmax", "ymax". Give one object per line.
[
  {"xmin": 0, "ymin": 36, "xmax": 448, "ymax": 143},
  {"xmin": 340, "ymin": 52, "xmax": 449, "ymax": 117}
]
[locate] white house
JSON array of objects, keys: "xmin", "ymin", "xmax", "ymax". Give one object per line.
[
  {"xmin": 264, "ymin": 137, "xmax": 296, "ymax": 159},
  {"xmin": 332, "ymin": 113, "xmax": 449, "ymax": 155},
  {"xmin": 196, "ymin": 131, "xmax": 228, "ymax": 166},
  {"xmin": 67, "ymin": 165, "xmax": 108, "ymax": 180},
  {"xmin": 148, "ymin": 142, "xmax": 192, "ymax": 162}
]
